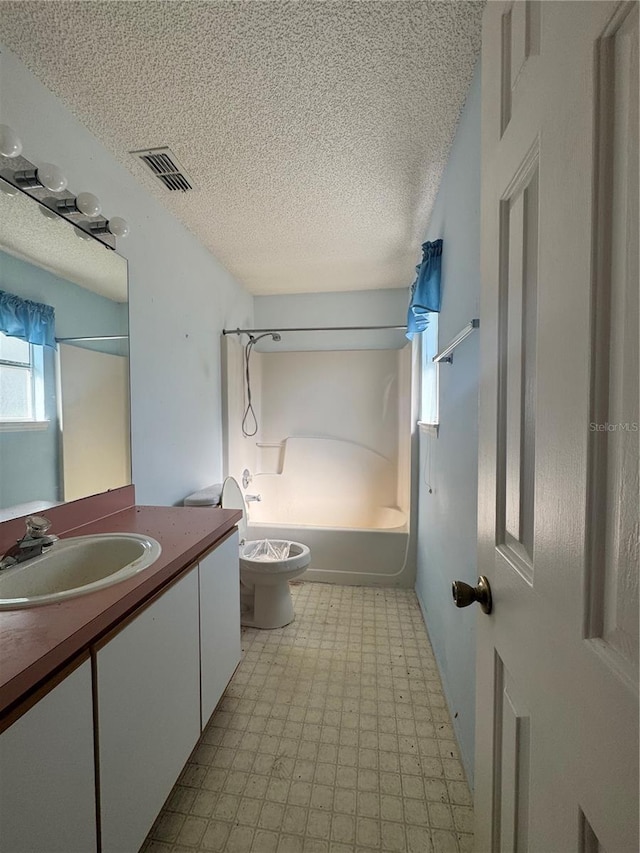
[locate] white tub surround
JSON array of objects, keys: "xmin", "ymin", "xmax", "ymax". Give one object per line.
[
  {"xmin": 223, "ymin": 307, "xmax": 415, "ymax": 588},
  {"xmin": 245, "ymin": 437, "xmax": 411, "ymax": 586}
]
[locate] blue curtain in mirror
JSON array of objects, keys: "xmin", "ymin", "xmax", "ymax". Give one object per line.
[
  {"xmin": 406, "ymin": 239, "xmax": 442, "ymax": 340},
  {"xmin": 0, "ymin": 289, "xmax": 56, "ymax": 348}
]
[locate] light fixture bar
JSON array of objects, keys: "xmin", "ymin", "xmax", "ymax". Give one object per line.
[
  {"xmin": 12, "ymin": 168, "xmax": 41, "ymax": 188},
  {"xmin": 56, "ymin": 197, "xmax": 81, "ymax": 214},
  {"xmin": 1, "ymin": 127, "xmax": 127, "ymax": 243}
]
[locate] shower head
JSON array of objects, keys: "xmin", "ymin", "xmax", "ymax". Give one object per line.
[{"xmin": 248, "ymin": 331, "xmax": 281, "ymax": 344}]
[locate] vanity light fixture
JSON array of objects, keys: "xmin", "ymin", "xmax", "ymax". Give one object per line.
[
  {"xmin": 57, "ymin": 192, "xmax": 102, "ymax": 217},
  {"xmin": 0, "ymin": 125, "xmax": 129, "ymax": 244},
  {"xmin": 0, "ymin": 124, "xmax": 22, "ymax": 158},
  {"xmin": 88, "ymin": 216, "xmax": 130, "ymax": 238},
  {"xmin": 13, "ymin": 163, "xmax": 68, "ymax": 193}
]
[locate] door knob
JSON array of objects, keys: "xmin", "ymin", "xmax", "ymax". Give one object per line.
[{"xmin": 452, "ymin": 576, "xmax": 492, "ymax": 614}]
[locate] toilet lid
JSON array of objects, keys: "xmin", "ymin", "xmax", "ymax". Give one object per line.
[{"xmin": 221, "ymin": 477, "xmax": 247, "ymax": 540}]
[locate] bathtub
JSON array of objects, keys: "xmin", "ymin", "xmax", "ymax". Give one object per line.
[{"xmin": 244, "ymin": 437, "xmax": 413, "ymax": 586}]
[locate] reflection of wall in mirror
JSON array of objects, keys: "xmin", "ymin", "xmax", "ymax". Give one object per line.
[
  {"xmin": 59, "ymin": 344, "xmax": 130, "ymax": 502},
  {"xmin": 0, "ymin": 250, "xmax": 128, "ymax": 354}
]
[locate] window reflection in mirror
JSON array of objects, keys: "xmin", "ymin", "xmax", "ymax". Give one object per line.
[
  {"xmin": 0, "ymin": 332, "xmax": 46, "ymax": 422},
  {"xmin": 0, "ymin": 177, "xmax": 130, "ymax": 520}
]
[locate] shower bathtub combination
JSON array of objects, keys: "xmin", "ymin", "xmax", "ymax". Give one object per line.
[{"xmin": 245, "ymin": 436, "xmax": 412, "ymax": 586}]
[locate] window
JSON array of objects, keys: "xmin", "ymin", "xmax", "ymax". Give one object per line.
[
  {"xmin": 419, "ymin": 314, "xmax": 439, "ymax": 426},
  {"xmin": 0, "ymin": 331, "xmax": 46, "ymax": 422}
]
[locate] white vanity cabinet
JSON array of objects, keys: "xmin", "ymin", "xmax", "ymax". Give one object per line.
[
  {"xmin": 0, "ymin": 527, "xmax": 241, "ymax": 853},
  {"xmin": 199, "ymin": 530, "xmax": 241, "ymax": 725},
  {"xmin": 96, "ymin": 568, "xmax": 201, "ymax": 853},
  {"xmin": 0, "ymin": 660, "xmax": 97, "ymax": 853}
]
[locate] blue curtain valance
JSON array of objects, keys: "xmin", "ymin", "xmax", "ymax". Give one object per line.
[
  {"xmin": 406, "ymin": 239, "xmax": 442, "ymax": 340},
  {"xmin": 0, "ymin": 289, "xmax": 56, "ymax": 349}
]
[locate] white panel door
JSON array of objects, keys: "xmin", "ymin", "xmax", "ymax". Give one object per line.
[
  {"xmin": 200, "ymin": 531, "xmax": 241, "ymax": 726},
  {"xmin": 0, "ymin": 661, "xmax": 96, "ymax": 853},
  {"xmin": 97, "ymin": 568, "xmax": 200, "ymax": 853},
  {"xmin": 475, "ymin": 2, "xmax": 639, "ymax": 851}
]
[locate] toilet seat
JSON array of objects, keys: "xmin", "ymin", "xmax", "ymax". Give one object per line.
[
  {"xmin": 220, "ymin": 477, "xmax": 310, "ymax": 628},
  {"xmin": 220, "ymin": 477, "xmax": 248, "ymax": 541},
  {"xmin": 239, "ymin": 539, "xmax": 310, "ymax": 574},
  {"xmin": 221, "ymin": 478, "xmax": 310, "ymax": 572}
]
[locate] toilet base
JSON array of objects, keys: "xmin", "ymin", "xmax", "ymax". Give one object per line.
[
  {"xmin": 241, "ymin": 579, "xmax": 296, "ymax": 629},
  {"xmin": 241, "ymin": 612, "xmax": 295, "ymax": 629}
]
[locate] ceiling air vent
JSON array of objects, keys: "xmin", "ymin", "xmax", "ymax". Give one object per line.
[{"xmin": 131, "ymin": 147, "xmax": 194, "ymax": 192}]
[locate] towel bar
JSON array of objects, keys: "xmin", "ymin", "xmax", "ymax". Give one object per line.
[{"xmin": 433, "ymin": 319, "xmax": 479, "ymax": 364}]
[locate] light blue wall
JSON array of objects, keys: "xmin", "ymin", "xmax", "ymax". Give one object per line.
[
  {"xmin": 415, "ymin": 63, "xmax": 481, "ymax": 787},
  {"xmin": 1, "ymin": 250, "xmax": 128, "ymax": 355}
]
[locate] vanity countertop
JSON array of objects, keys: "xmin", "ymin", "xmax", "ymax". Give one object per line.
[{"xmin": 0, "ymin": 504, "xmax": 241, "ymax": 723}]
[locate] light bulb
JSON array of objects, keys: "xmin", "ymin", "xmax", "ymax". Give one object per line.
[
  {"xmin": 74, "ymin": 225, "xmax": 92, "ymax": 241},
  {"xmin": 76, "ymin": 192, "xmax": 101, "ymax": 217},
  {"xmin": 0, "ymin": 180, "xmax": 19, "ymax": 197},
  {"xmin": 39, "ymin": 205, "xmax": 59, "ymax": 221},
  {"xmin": 0, "ymin": 125, "xmax": 22, "ymax": 158},
  {"xmin": 108, "ymin": 216, "xmax": 130, "ymax": 238},
  {"xmin": 36, "ymin": 163, "xmax": 67, "ymax": 193}
]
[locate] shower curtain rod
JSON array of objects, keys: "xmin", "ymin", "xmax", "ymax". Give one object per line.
[
  {"xmin": 223, "ymin": 325, "xmax": 407, "ymax": 335},
  {"xmin": 56, "ymin": 335, "xmax": 128, "ymax": 343}
]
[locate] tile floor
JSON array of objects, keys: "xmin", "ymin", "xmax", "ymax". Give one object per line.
[{"xmin": 141, "ymin": 583, "xmax": 473, "ymax": 853}]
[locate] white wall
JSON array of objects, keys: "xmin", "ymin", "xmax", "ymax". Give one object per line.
[
  {"xmin": 261, "ymin": 349, "xmax": 400, "ymax": 457},
  {"xmin": 254, "ymin": 288, "xmax": 408, "ymax": 351},
  {"xmin": 1, "ymin": 45, "xmax": 253, "ymax": 506},
  {"xmin": 415, "ymin": 63, "xmax": 481, "ymax": 787},
  {"xmin": 259, "ymin": 349, "xmax": 402, "ymax": 508},
  {"xmin": 247, "ymin": 288, "xmax": 413, "ymax": 515}
]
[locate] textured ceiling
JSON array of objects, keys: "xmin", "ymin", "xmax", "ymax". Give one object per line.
[
  {"xmin": 0, "ymin": 180, "xmax": 127, "ymax": 302},
  {"xmin": 0, "ymin": 1, "xmax": 483, "ymax": 296}
]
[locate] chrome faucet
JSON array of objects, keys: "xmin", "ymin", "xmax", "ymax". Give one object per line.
[
  {"xmin": 245, "ymin": 494, "xmax": 261, "ymax": 503},
  {"xmin": 0, "ymin": 516, "xmax": 58, "ymax": 571}
]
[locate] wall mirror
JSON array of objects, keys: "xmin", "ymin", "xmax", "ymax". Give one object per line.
[{"xmin": 0, "ymin": 176, "xmax": 130, "ymax": 521}]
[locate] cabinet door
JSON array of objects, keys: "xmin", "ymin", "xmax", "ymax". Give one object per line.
[
  {"xmin": 0, "ymin": 660, "xmax": 96, "ymax": 853},
  {"xmin": 200, "ymin": 531, "xmax": 241, "ymax": 726},
  {"xmin": 96, "ymin": 568, "xmax": 200, "ymax": 853}
]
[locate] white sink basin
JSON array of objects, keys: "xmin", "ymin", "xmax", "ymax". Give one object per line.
[{"xmin": 0, "ymin": 533, "xmax": 162, "ymax": 609}]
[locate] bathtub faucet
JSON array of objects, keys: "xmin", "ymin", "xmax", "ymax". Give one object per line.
[{"xmin": 245, "ymin": 494, "xmax": 262, "ymax": 503}]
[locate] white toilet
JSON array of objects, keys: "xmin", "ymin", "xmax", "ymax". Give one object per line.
[{"xmin": 209, "ymin": 477, "xmax": 310, "ymax": 629}]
